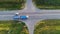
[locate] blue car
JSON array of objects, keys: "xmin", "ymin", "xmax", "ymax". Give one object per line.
[
  {"xmin": 13, "ymin": 15, "xmax": 19, "ymax": 20},
  {"xmin": 20, "ymin": 15, "xmax": 29, "ymax": 20}
]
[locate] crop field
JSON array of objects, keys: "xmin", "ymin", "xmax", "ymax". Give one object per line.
[
  {"xmin": 33, "ymin": 0, "xmax": 60, "ymax": 9},
  {"xmin": 0, "ymin": 20, "xmax": 29, "ymax": 34},
  {"xmin": 0, "ymin": 0, "xmax": 25, "ymax": 10},
  {"xmin": 34, "ymin": 19, "xmax": 60, "ymax": 34}
]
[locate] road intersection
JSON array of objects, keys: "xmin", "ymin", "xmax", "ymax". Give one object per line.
[{"xmin": 0, "ymin": 0, "xmax": 60, "ymax": 34}]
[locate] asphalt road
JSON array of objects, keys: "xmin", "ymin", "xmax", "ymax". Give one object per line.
[{"xmin": 0, "ymin": 0, "xmax": 60, "ymax": 34}]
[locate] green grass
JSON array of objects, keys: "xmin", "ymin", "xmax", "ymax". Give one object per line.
[
  {"xmin": 37, "ymin": 5, "xmax": 60, "ymax": 10},
  {"xmin": 0, "ymin": 0, "xmax": 25, "ymax": 10},
  {"xmin": 34, "ymin": 19, "xmax": 60, "ymax": 34},
  {"xmin": 33, "ymin": 0, "xmax": 60, "ymax": 9},
  {"xmin": 0, "ymin": 20, "xmax": 29, "ymax": 34}
]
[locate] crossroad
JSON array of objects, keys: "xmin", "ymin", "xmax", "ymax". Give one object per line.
[{"xmin": 0, "ymin": 0, "xmax": 60, "ymax": 34}]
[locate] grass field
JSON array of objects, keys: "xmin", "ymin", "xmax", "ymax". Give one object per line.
[
  {"xmin": 36, "ymin": 5, "xmax": 60, "ymax": 10},
  {"xmin": 0, "ymin": 20, "xmax": 29, "ymax": 34},
  {"xmin": 34, "ymin": 19, "xmax": 60, "ymax": 34},
  {"xmin": 0, "ymin": 0, "xmax": 25, "ymax": 10},
  {"xmin": 33, "ymin": 0, "xmax": 60, "ymax": 9}
]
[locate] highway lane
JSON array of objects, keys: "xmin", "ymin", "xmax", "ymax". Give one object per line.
[{"xmin": 1, "ymin": 11, "xmax": 60, "ymax": 15}]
